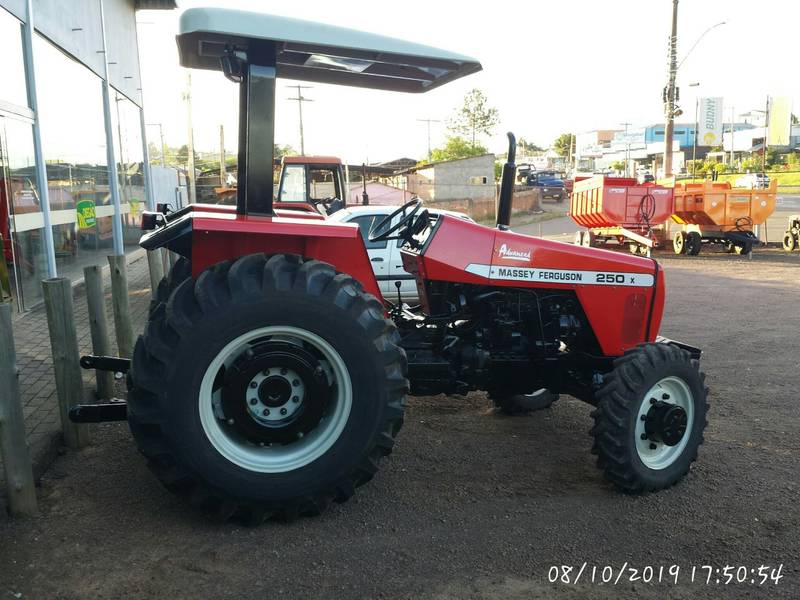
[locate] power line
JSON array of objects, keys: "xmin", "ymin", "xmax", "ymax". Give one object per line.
[{"xmin": 287, "ymin": 85, "xmax": 313, "ymax": 155}]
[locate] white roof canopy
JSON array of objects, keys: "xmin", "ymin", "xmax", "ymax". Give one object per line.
[{"xmin": 177, "ymin": 8, "xmax": 482, "ymax": 93}]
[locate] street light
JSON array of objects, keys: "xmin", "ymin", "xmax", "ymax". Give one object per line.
[{"xmin": 677, "ymin": 22, "xmax": 726, "ymax": 70}]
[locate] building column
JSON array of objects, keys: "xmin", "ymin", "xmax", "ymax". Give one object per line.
[
  {"xmin": 139, "ymin": 107, "xmax": 155, "ymax": 211},
  {"xmin": 21, "ymin": 0, "xmax": 57, "ymax": 277},
  {"xmin": 98, "ymin": 0, "xmax": 125, "ymax": 256}
]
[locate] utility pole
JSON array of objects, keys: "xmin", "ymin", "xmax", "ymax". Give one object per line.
[
  {"xmin": 688, "ymin": 82, "xmax": 699, "ymax": 180},
  {"xmin": 663, "ymin": 0, "xmax": 679, "ymax": 178},
  {"xmin": 184, "ymin": 72, "xmax": 196, "ymax": 203},
  {"xmin": 620, "ymin": 122, "xmax": 631, "ymax": 176},
  {"xmin": 567, "ymin": 134, "xmax": 574, "ymax": 173},
  {"xmin": 219, "ymin": 124, "xmax": 226, "ymax": 187},
  {"xmin": 417, "ymin": 118, "xmax": 441, "ymax": 159},
  {"xmin": 762, "ymin": 96, "xmax": 770, "ymax": 173},
  {"xmin": 287, "ymin": 85, "xmax": 313, "ymax": 155},
  {"xmin": 728, "ymin": 106, "xmax": 735, "ymax": 168},
  {"xmin": 147, "ymin": 123, "xmax": 166, "ymax": 167}
]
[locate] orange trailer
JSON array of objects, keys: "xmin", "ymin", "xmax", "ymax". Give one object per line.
[
  {"xmin": 570, "ymin": 175, "xmax": 674, "ymax": 255},
  {"xmin": 670, "ymin": 180, "xmax": 777, "ymax": 255}
]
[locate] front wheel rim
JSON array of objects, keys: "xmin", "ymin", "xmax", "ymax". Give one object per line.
[
  {"xmin": 635, "ymin": 376, "xmax": 694, "ymax": 470},
  {"xmin": 198, "ymin": 326, "xmax": 352, "ymax": 473}
]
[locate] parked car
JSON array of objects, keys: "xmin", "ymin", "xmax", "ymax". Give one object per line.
[
  {"xmin": 638, "ymin": 172, "xmax": 655, "ymax": 184},
  {"xmin": 328, "ymin": 204, "xmax": 474, "ymax": 302},
  {"xmin": 525, "ymin": 170, "xmax": 566, "ymax": 202},
  {"xmin": 736, "ymin": 172, "xmax": 770, "ymax": 189}
]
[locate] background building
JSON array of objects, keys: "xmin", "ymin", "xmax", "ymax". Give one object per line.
[{"xmin": 0, "ymin": 0, "xmax": 174, "ymax": 311}]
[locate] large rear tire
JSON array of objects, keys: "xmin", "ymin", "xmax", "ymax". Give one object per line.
[
  {"xmin": 128, "ymin": 254, "xmax": 407, "ymax": 522},
  {"xmin": 147, "ymin": 255, "xmax": 191, "ymax": 317},
  {"xmin": 782, "ymin": 232, "xmax": 796, "ymax": 252},
  {"xmin": 590, "ymin": 343, "xmax": 708, "ymax": 494}
]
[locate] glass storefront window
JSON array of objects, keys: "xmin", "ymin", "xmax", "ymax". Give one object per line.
[
  {"xmin": 1, "ymin": 116, "xmax": 45, "ymax": 309},
  {"xmin": 111, "ymin": 90, "xmax": 146, "ymax": 247},
  {"xmin": 0, "ymin": 8, "xmax": 29, "ymax": 110},
  {"xmin": 33, "ymin": 34, "xmax": 114, "ymax": 281}
]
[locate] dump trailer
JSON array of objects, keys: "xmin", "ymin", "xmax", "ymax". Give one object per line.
[
  {"xmin": 670, "ymin": 180, "xmax": 777, "ymax": 255},
  {"xmin": 69, "ymin": 7, "xmax": 710, "ymax": 524},
  {"xmin": 571, "ymin": 176, "xmax": 674, "ymax": 256}
]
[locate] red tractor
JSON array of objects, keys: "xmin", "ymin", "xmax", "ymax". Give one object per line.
[{"xmin": 75, "ymin": 8, "xmax": 709, "ymax": 523}]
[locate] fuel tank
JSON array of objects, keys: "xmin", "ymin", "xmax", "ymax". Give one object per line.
[{"xmin": 403, "ymin": 215, "xmax": 665, "ymax": 356}]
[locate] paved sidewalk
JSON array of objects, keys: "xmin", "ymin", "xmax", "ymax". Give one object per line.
[{"xmin": 1, "ymin": 252, "xmax": 152, "ymax": 485}]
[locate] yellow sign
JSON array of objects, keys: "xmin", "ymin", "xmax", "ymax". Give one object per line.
[
  {"xmin": 129, "ymin": 199, "xmax": 141, "ymax": 220},
  {"xmin": 767, "ymin": 96, "xmax": 792, "ymax": 146},
  {"xmin": 76, "ymin": 198, "xmax": 97, "ymax": 230}
]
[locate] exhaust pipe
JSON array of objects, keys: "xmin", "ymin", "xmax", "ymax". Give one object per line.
[{"xmin": 496, "ymin": 132, "xmax": 516, "ymax": 230}]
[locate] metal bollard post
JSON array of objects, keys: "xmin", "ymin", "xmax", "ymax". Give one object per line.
[
  {"xmin": 83, "ymin": 266, "xmax": 114, "ymax": 399},
  {"xmin": 0, "ymin": 303, "xmax": 38, "ymax": 516},
  {"xmin": 42, "ymin": 278, "xmax": 90, "ymax": 449},
  {"xmin": 146, "ymin": 249, "xmax": 164, "ymax": 298},
  {"xmin": 107, "ymin": 255, "xmax": 134, "ymax": 359}
]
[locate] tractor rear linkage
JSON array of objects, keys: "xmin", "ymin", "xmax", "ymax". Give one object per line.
[{"xmin": 69, "ymin": 355, "xmax": 131, "ymax": 423}]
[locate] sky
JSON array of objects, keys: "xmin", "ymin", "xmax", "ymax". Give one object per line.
[{"xmin": 136, "ymin": 0, "xmax": 800, "ymax": 165}]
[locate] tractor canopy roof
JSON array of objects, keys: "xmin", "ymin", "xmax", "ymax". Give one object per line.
[{"xmin": 177, "ymin": 8, "xmax": 482, "ymax": 93}]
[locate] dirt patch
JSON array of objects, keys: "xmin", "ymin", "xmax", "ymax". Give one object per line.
[{"xmin": 1, "ymin": 253, "xmax": 799, "ymax": 599}]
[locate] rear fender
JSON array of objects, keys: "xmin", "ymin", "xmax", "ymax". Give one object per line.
[{"xmin": 140, "ymin": 208, "xmax": 382, "ymax": 300}]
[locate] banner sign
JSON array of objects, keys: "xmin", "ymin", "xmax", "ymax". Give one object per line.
[
  {"xmin": 767, "ymin": 96, "xmax": 792, "ymax": 146},
  {"xmin": 698, "ymin": 97, "xmax": 723, "ymax": 146},
  {"xmin": 76, "ymin": 198, "xmax": 97, "ymax": 230}
]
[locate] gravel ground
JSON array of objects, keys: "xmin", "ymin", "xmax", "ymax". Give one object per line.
[{"xmin": 1, "ymin": 248, "xmax": 798, "ymax": 599}]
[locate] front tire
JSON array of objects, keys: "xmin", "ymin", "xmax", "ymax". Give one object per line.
[
  {"xmin": 128, "ymin": 254, "xmax": 407, "ymax": 522},
  {"xmin": 590, "ymin": 343, "xmax": 708, "ymax": 494}
]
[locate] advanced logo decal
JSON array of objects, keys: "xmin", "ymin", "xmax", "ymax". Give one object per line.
[
  {"xmin": 465, "ymin": 264, "xmax": 654, "ymax": 287},
  {"xmin": 497, "ymin": 243, "xmax": 531, "ymax": 262}
]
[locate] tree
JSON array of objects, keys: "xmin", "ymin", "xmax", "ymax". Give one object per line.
[
  {"xmin": 447, "ymin": 89, "xmax": 499, "ymax": 149},
  {"xmin": 553, "ymin": 133, "xmax": 575, "ymax": 158},
  {"xmin": 274, "ymin": 143, "xmax": 296, "ymax": 158},
  {"xmin": 427, "ymin": 136, "xmax": 488, "ymax": 163},
  {"xmin": 176, "ymin": 144, "xmax": 197, "ymax": 166},
  {"xmin": 517, "ymin": 137, "xmax": 543, "ymax": 155},
  {"xmin": 610, "ymin": 160, "xmax": 627, "ymax": 173}
]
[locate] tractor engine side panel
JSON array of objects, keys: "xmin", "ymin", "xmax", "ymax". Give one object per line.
[{"xmin": 414, "ymin": 216, "xmax": 663, "ymax": 356}]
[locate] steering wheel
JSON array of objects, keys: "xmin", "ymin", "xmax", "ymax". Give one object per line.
[
  {"xmin": 368, "ymin": 198, "xmax": 423, "ymax": 243},
  {"xmin": 314, "ymin": 197, "xmax": 344, "ymax": 216}
]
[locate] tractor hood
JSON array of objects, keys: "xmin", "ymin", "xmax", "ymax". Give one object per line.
[
  {"xmin": 177, "ymin": 8, "xmax": 482, "ymax": 93},
  {"xmin": 404, "ymin": 215, "xmax": 665, "ymax": 356}
]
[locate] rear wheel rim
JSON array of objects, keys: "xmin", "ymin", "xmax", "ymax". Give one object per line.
[
  {"xmin": 198, "ymin": 326, "xmax": 352, "ymax": 473},
  {"xmin": 635, "ymin": 376, "xmax": 694, "ymax": 470}
]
